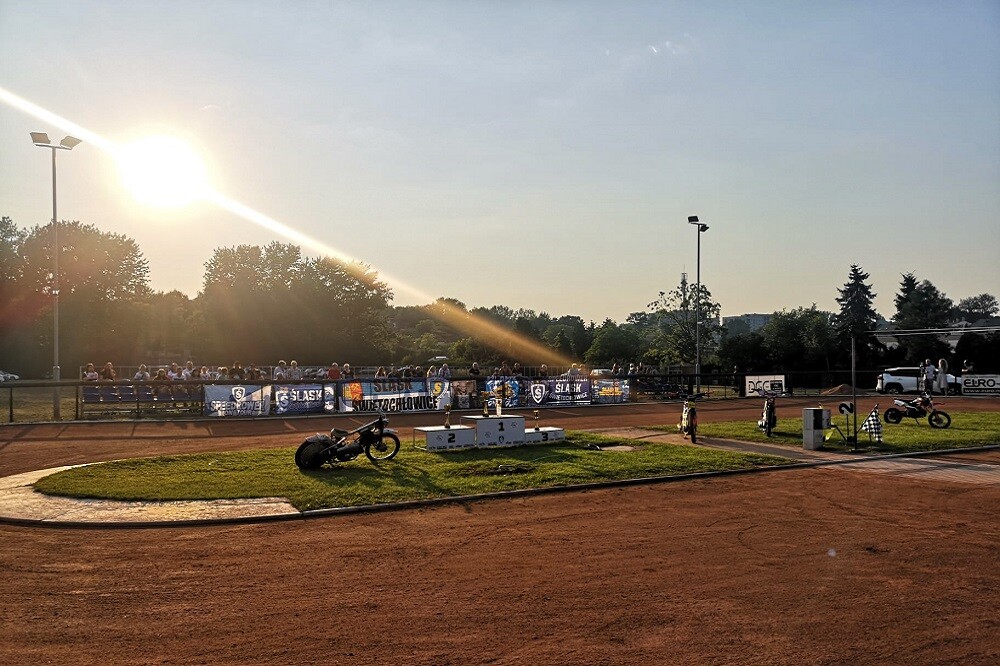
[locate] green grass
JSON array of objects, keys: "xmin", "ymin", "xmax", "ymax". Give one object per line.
[
  {"xmin": 686, "ymin": 412, "xmax": 1000, "ymax": 453},
  {"xmin": 33, "ymin": 432, "xmax": 791, "ymax": 511}
]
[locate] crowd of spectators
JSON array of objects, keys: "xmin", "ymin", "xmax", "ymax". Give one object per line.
[{"xmin": 81, "ymin": 358, "xmax": 659, "ymax": 385}]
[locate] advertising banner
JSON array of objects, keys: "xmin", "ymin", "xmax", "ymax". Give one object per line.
[
  {"xmin": 745, "ymin": 374, "xmax": 786, "ymax": 396},
  {"xmin": 204, "ymin": 384, "xmax": 271, "ymax": 417},
  {"xmin": 961, "ymin": 374, "xmax": 1000, "ymax": 395},
  {"xmin": 591, "ymin": 378, "xmax": 631, "ymax": 404},
  {"xmin": 274, "ymin": 384, "xmax": 325, "ymax": 415},
  {"xmin": 528, "ymin": 378, "xmax": 591, "ymax": 406},
  {"xmin": 338, "ymin": 379, "xmax": 441, "ymax": 412},
  {"xmin": 324, "ymin": 385, "xmax": 337, "ymax": 413},
  {"xmin": 450, "ymin": 379, "xmax": 479, "ymax": 409},
  {"xmin": 485, "ymin": 377, "xmax": 522, "ymax": 408}
]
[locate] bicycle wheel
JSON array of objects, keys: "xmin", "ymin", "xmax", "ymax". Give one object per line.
[
  {"xmin": 365, "ymin": 432, "xmax": 401, "ymax": 462},
  {"xmin": 928, "ymin": 411, "xmax": 951, "ymax": 429},
  {"xmin": 689, "ymin": 411, "xmax": 697, "ymax": 443}
]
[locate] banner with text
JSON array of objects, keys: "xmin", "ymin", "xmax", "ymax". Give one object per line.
[
  {"xmin": 204, "ymin": 384, "xmax": 272, "ymax": 417},
  {"xmin": 485, "ymin": 377, "xmax": 522, "ymax": 408},
  {"xmin": 745, "ymin": 374, "xmax": 787, "ymax": 396},
  {"xmin": 591, "ymin": 378, "xmax": 631, "ymax": 404},
  {"xmin": 274, "ymin": 384, "xmax": 325, "ymax": 415},
  {"xmin": 961, "ymin": 374, "xmax": 1000, "ymax": 395},
  {"xmin": 528, "ymin": 378, "xmax": 592, "ymax": 406},
  {"xmin": 338, "ymin": 379, "xmax": 447, "ymax": 412}
]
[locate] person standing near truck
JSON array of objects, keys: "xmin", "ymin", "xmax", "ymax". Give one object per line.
[{"xmin": 922, "ymin": 359, "xmax": 937, "ymax": 394}]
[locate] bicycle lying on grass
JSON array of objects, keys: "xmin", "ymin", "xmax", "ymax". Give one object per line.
[{"xmin": 295, "ymin": 411, "xmax": 401, "ymax": 469}]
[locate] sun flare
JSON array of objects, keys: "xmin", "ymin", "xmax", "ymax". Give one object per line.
[{"xmin": 117, "ymin": 136, "xmax": 209, "ymax": 208}]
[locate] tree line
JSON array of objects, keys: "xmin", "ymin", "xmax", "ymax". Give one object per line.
[{"xmin": 1, "ymin": 217, "xmax": 997, "ymax": 379}]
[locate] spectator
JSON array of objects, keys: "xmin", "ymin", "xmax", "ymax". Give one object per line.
[
  {"xmin": 99, "ymin": 362, "xmax": 117, "ymax": 382},
  {"xmin": 273, "ymin": 360, "xmax": 287, "ymax": 381},
  {"xmin": 388, "ymin": 365, "xmax": 400, "ymax": 378},
  {"xmin": 468, "ymin": 362, "xmax": 482, "ymax": 376},
  {"xmin": 962, "ymin": 359, "xmax": 974, "ymax": 374},
  {"xmin": 217, "ymin": 366, "xmax": 229, "ymax": 380},
  {"xmin": 82, "ymin": 363, "xmax": 100, "ymax": 381},
  {"xmin": 922, "ymin": 359, "xmax": 937, "ymax": 394},
  {"xmin": 182, "ymin": 360, "xmax": 196, "ymax": 380},
  {"xmin": 327, "ymin": 363, "xmax": 342, "ymax": 380},
  {"xmin": 287, "ymin": 360, "xmax": 303, "ymax": 380},
  {"xmin": 426, "ymin": 365, "xmax": 437, "ymax": 378},
  {"xmin": 936, "ymin": 358, "xmax": 949, "ymax": 394},
  {"xmin": 246, "ymin": 363, "xmax": 262, "ymax": 381},
  {"xmin": 512, "ymin": 362, "xmax": 523, "ymax": 377},
  {"xmin": 500, "ymin": 360, "xmax": 512, "ymax": 376},
  {"xmin": 491, "ymin": 367, "xmax": 502, "ymax": 379},
  {"xmin": 439, "ymin": 363, "xmax": 452, "ymax": 378},
  {"xmin": 538, "ymin": 364, "xmax": 549, "ymax": 378},
  {"xmin": 611, "ymin": 363, "xmax": 622, "ymax": 376},
  {"xmin": 152, "ymin": 368, "xmax": 171, "ymax": 398},
  {"xmin": 567, "ymin": 363, "xmax": 581, "ymax": 377},
  {"xmin": 231, "ymin": 362, "xmax": 246, "ymax": 380},
  {"xmin": 200, "ymin": 365, "xmax": 212, "ymax": 379},
  {"xmin": 374, "ymin": 366, "xmax": 387, "ymax": 378},
  {"xmin": 133, "ymin": 364, "xmax": 150, "ymax": 381},
  {"xmin": 341, "ymin": 363, "xmax": 354, "ymax": 379}
]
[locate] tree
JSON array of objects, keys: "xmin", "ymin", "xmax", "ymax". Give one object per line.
[
  {"xmin": 583, "ymin": 320, "xmax": 642, "ymax": 366},
  {"xmin": 832, "ymin": 264, "xmax": 882, "ymax": 368},
  {"xmin": 759, "ymin": 306, "xmax": 837, "ymax": 372},
  {"xmin": 892, "ymin": 275, "xmax": 954, "ymax": 363},
  {"xmin": 647, "ymin": 274, "xmax": 722, "ymax": 367},
  {"xmin": 5, "ymin": 220, "xmax": 151, "ymax": 376},
  {"xmin": 954, "ymin": 294, "xmax": 998, "ymax": 322}
]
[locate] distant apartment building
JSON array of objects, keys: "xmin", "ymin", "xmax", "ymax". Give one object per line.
[{"xmin": 722, "ymin": 313, "xmax": 772, "ymax": 336}]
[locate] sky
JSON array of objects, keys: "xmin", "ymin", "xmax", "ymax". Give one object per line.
[{"xmin": 2, "ymin": 1, "xmax": 998, "ymax": 323}]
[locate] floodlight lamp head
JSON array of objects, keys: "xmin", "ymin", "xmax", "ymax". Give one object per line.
[
  {"xmin": 60, "ymin": 136, "xmax": 82, "ymax": 149},
  {"xmin": 699, "ymin": 224, "xmax": 709, "ymax": 232},
  {"xmin": 30, "ymin": 132, "xmax": 51, "ymax": 146},
  {"xmin": 687, "ymin": 215, "xmax": 699, "ymax": 223}
]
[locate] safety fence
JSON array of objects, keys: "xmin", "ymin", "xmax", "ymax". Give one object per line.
[{"xmin": 1, "ymin": 370, "xmax": 892, "ymax": 424}]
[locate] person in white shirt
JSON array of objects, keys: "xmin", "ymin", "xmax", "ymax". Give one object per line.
[
  {"xmin": 286, "ymin": 360, "xmax": 303, "ymax": 381},
  {"xmin": 133, "ymin": 364, "xmax": 150, "ymax": 381}
]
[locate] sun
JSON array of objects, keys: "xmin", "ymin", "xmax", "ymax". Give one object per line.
[{"xmin": 117, "ymin": 136, "xmax": 210, "ymax": 208}]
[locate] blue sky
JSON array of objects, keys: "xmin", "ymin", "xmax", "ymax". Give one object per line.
[{"xmin": 2, "ymin": 1, "xmax": 998, "ymax": 322}]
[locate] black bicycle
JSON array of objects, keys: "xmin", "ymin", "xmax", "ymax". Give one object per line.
[{"xmin": 295, "ymin": 412, "xmax": 401, "ymax": 469}]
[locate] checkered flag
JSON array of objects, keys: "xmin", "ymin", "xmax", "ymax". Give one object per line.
[{"xmin": 860, "ymin": 406, "xmax": 883, "ymax": 444}]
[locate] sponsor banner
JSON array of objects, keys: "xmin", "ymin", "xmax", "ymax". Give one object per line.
[
  {"xmin": 204, "ymin": 384, "xmax": 271, "ymax": 417},
  {"xmin": 528, "ymin": 378, "xmax": 591, "ymax": 406},
  {"xmin": 450, "ymin": 379, "xmax": 478, "ymax": 409},
  {"xmin": 746, "ymin": 374, "xmax": 786, "ymax": 396},
  {"xmin": 274, "ymin": 384, "xmax": 325, "ymax": 415},
  {"xmin": 486, "ymin": 377, "xmax": 521, "ymax": 408},
  {"xmin": 591, "ymin": 379, "xmax": 631, "ymax": 404},
  {"xmin": 338, "ymin": 379, "xmax": 440, "ymax": 413},
  {"xmin": 324, "ymin": 385, "xmax": 338, "ymax": 413},
  {"xmin": 961, "ymin": 374, "xmax": 1000, "ymax": 395}
]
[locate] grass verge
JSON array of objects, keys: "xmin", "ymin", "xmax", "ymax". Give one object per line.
[
  {"xmin": 681, "ymin": 412, "xmax": 1000, "ymax": 453},
  {"xmin": 33, "ymin": 432, "xmax": 791, "ymax": 511}
]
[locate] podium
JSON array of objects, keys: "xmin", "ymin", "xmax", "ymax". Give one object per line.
[
  {"xmin": 416, "ymin": 425, "xmax": 476, "ymax": 451},
  {"xmin": 524, "ymin": 426, "xmax": 565, "ymax": 443},
  {"xmin": 460, "ymin": 415, "xmax": 525, "ymax": 447}
]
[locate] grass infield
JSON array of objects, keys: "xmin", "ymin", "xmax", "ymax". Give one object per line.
[
  {"xmin": 33, "ymin": 432, "xmax": 790, "ymax": 512},
  {"xmin": 688, "ymin": 411, "xmax": 1000, "ymax": 453}
]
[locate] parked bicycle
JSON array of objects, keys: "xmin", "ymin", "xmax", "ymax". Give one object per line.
[{"xmin": 295, "ymin": 411, "xmax": 401, "ymax": 469}]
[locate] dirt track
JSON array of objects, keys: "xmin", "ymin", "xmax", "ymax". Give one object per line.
[{"xmin": 2, "ymin": 399, "xmax": 999, "ymax": 664}]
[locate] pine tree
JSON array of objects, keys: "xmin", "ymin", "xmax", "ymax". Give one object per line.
[
  {"xmin": 833, "ymin": 265, "xmax": 881, "ymax": 367},
  {"xmin": 892, "ymin": 274, "xmax": 954, "ymax": 363}
]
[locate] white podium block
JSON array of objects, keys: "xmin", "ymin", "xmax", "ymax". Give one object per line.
[
  {"xmin": 417, "ymin": 425, "xmax": 476, "ymax": 451},
  {"xmin": 524, "ymin": 427, "xmax": 565, "ymax": 443},
  {"xmin": 460, "ymin": 415, "xmax": 525, "ymax": 447}
]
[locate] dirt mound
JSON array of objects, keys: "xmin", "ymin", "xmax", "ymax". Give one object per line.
[{"xmin": 822, "ymin": 384, "xmax": 855, "ymax": 395}]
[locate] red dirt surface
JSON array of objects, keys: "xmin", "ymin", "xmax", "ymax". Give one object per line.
[{"xmin": 2, "ymin": 399, "xmax": 999, "ymax": 664}]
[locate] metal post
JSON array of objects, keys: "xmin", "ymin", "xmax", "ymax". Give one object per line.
[
  {"xmin": 695, "ymin": 229, "xmax": 701, "ymax": 394},
  {"xmin": 51, "ymin": 146, "xmax": 61, "ymax": 419}
]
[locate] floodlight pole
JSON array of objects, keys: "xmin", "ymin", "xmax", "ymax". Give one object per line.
[
  {"xmin": 688, "ymin": 216, "xmax": 709, "ymax": 394},
  {"xmin": 31, "ymin": 133, "xmax": 82, "ymax": 420}
]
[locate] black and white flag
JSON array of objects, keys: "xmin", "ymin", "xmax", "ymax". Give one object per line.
[{"xmin": 860, "ymin": 406, "xmax": 883, "ymax": 443}]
